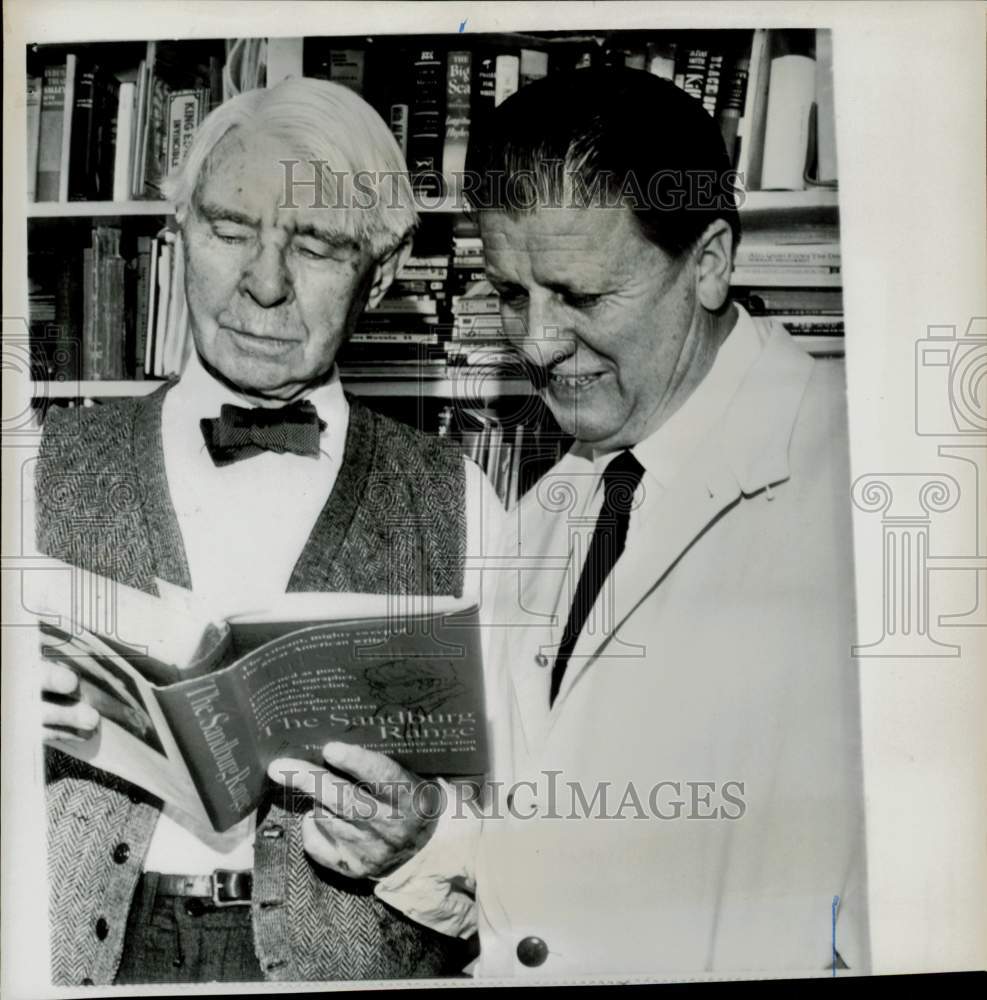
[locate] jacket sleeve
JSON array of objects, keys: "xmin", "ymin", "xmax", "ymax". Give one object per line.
[{"xmin": 373, "ymin": 777, "xmax": 482, "ymax": 938}]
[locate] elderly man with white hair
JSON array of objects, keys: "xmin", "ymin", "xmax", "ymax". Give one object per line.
[{"xmin": 36, "ymin": 78, "xmax": 495, "ymax": 985}]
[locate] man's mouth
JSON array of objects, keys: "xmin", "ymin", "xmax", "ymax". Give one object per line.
[
  {"xmin": 228, "ymin": 329, "xmax": 296, "ymax": 354},
  {"xmin": 548, "ymin": 371, "xmax": 604, "ymax": 389}
]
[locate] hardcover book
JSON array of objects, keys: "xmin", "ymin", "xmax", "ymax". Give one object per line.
[{"xmin": 35, "ymin": 562, "xmax": 487, "ymax": 833}]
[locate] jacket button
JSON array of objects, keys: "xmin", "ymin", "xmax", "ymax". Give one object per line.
[
  {"xmin": 94, "ymin": 917, "xmax": 108, "ymax": 941},
  {"xmin": 261, "ymin": 824, "xmax": 284, "ymax": 839},
  {"xmin": 516, "ymin": 936, "xmax": 548, "ymax": 967},
  {"xmin": 81, "ymin": 978, "xmax": 94, "ymax": 986},
  {"xmin": 112, "ymin": 843, "xmax": 130, "ymax": 864},
  {"xmin": 534, "ymin": 653, "xmax": 549, "ymax": 668}
]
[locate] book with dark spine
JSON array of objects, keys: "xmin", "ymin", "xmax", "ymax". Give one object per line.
[{"xmin": 407, "ymin": 46, "xmax": 445, "ymax": 197}]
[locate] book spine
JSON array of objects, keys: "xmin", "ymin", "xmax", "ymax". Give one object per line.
[
  {"xmin": 103, "ymin": 255, "xmax": 127, "ymax": 380},
  {"xmin": 153, "ymin": 241, "xmax": 172, "ymax": 377},
  {"xmin": 133, "ymin": 237, "xmax": 151, "ymax": 379},
  {"xmin": 442, "ymin": 50, "xmax": 471, "ymax": 197},
  {"xmin": 112, "ymin": 82, "xmax": 136, "ymax": 201},
  {"xmin": 81, "ymin": 246, "xmax": 98, "ymax": 378},
  {"xmin": 26, "ymin": 75, "xmax": 42, "ymax": 202},
  {"xmin": 407, "ymin": 47, "xmax": 444, "ymax": 196},
  {"xmin": 53, "ymin": 252, "xmax": 82, "ymax": 380},
  {"xmin": 760, "ymin": 53, "xmax": 816, "ymax": 191},
  {"xmin": 329, "ymin": 49, "xmax": 365, "ymax": 94},
  {"xmin": 814, "ymin": 29, "xmax": 838, "ymax": 183},
  {"xmin": 494, "ymin": 54, "xmax": 519, "ymax": 106},
  {"xmin": 143, "ymin": 75, "xmax": 169, "ymax": 197},
  {"xmin": 702, "ymin": 49, "xmax": 725, "ymax": 117},
  {"xmin": 716, "ymin": 41, "xmax": 751, "ymax": 164},
  {"xmin": 156, "ymin": 675, "xmax": 264, "ymax": 833},
  {"xmin": 681, "ymin": 43, "xmax": 709, "ymax": 102},
  {"xmin": 350, "ymin": 331, "xmax": 439, "ymax": 344},
  {"xmin": 136, "ymin": 43, "xmax": 156, "ymax": 196},
  {"xmin": 143, "ymin": 236, "xmax": 159, "ymax": 377},
  {"xmin": 473, "ymin": 51, "xmax": 497, "ymax": 126},
  {"xmin": 67, "ymin": 61, "xmax": 96, "ymax": 201},
  {"xmin": 58, "ymin": 54, "xmax": 77, "ymax": 202},
  {"xmin": 167, "ymin": 90, "xmax": 202, "ymax": 172},
  {"xmin": 37, "ymin": 62, "xmax": 67, "ymax": 202},
  {"xmin": 90, "ymin": 73, "xmax": 118, "ymax": 201}
]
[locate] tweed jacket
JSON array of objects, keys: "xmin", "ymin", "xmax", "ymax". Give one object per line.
[{"xmin": 36, "ymin": 382, "xmax": 472, "ymax": 986}]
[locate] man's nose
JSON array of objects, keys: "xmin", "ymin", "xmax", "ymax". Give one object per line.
[
  {"xmin": 510, "ymin": 295, "xmax": 573, "ymax": 368},
  {"xmin": 239, "ymin": 241, "xmax": 292, "ymax": 307}
]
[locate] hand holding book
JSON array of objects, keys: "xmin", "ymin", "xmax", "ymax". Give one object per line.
[
  {"xmin": 32, "ymin": 560, "xmax": 487, "ymax": 832},
  {"xmin": 41, "ymin": 657, "xmax": 100, "ymax": 742},
  {"xmin": 268, "ymin": 742, "xmax": 441, "ymax": 879}
]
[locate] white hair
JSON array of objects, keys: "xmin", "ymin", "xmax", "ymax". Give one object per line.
[{"xmin": 162, "ymin": 77, "xmax": 418, "ymax": 257}]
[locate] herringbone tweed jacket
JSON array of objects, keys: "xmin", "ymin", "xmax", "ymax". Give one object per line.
[{"xmin": 36, "ymin": 382, "xmax": 472, "ymax": 986}]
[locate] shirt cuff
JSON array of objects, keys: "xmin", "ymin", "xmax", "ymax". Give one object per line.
[{"xmin": 373, "ymin": 778, "xmax": 480, "ymax": 939}]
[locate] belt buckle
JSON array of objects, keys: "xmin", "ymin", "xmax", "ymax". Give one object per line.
[{"xmin": 210, "ymin": 869, "xmax": 251, "ymax": 908}]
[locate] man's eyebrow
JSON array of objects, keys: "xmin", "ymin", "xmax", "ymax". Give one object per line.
[
  {"xmin": 197, "ymin": 202, "xmax": 258, "ymax": 227},
  {"xmin": 292, "ymin": 223, "xmax": 360, "ymax": 251}
]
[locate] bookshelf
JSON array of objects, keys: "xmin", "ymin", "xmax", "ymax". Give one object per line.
[{"xmin": 25, "ymin": 29, "xmax": 845, "ymax": 505}]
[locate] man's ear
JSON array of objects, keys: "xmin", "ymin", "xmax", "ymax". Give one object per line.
[
  {"xmin": 366, "ymin": 233, "xmax": 414, "ymax": 309},
  {"xmin": 694, "ymin": 219, "xmax": 734, "ymax": 312}
]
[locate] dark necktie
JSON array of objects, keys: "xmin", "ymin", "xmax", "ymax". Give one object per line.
[
  {"xmin": 550, "ymin": 449, "xmax": 645, "ymax": 706},
  {"xmin": 200, "ymin": 400, "xmax": 326, "ymax": 467}
]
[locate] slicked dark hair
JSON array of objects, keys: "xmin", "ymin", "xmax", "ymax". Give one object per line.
[{"xmin": 464, "ymin": 67, "xmax": 741, "ymax": 258}]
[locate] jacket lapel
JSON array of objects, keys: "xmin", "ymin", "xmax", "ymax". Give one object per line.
[{"xmin": 550, "ymin": 327, "xmax": 814, "ymax": 711}]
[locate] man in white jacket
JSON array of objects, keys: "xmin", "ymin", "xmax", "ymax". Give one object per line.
[{"xmin": 271, "ymin": 68, "xmax": 869, "ymax": 980}]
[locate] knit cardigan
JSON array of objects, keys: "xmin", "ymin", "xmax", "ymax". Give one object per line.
[{"xmin": 36, "ymin": 383, "xmax": 471, "ymax": 985}]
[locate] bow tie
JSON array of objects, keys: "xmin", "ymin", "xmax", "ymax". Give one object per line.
[{"xmin": 200, "ymin": 400, "xmax": 326, "ymax": 467}]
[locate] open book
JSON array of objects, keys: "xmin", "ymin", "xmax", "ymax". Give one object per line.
[{"xmin": 31, "ymin": 561, "xmax": 486, "ymax": 832}]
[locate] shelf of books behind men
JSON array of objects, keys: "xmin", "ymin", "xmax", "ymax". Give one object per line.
[
  {"xmin": 26, "ymin": 27, "xmax": 837, "ymax": 208},
  {"xmin": 28, "ymin": 206, "xmax": 843, "ymax": 396}
]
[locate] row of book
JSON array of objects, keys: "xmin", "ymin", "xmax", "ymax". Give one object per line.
[
  {"xmin": 261, "ymin": 30, "xmax": 836, "ymax": 195},
  {"xmin": 28, "ymin": 41, "xmax": 225, "ymax": 202},
  {"xmin": 28, "ymin": 210, "xmax": 844, "ymax": 387},
  {"xmin": 29, "ymin": 28, "xmax": 835, "ymax": 205},
  {"xmin": 438, "ymin": 405, "xmax": 569, "ymax": 510},
  {"xmin": 295, "ymin": 32, "xmax": 755, "ymax": 198},
  {"xmin": 29, "ymin": 224, "xmax": 188, "ymax": 381},
  {"xmin": 732, "ymin": 216, "xmax": 841, "ymax": 286}
]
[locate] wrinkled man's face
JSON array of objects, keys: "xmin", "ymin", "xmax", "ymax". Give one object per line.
[
  {"xmin": 183, "ymin": 127, "xmax": 376, "ymax": 402},
  {"xmin": 481, "ymin": 204, "xmax": 711, "ymax": 451}
]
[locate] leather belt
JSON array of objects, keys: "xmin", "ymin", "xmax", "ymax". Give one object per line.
[{"xmin": 155, "ymin": 870, "xmax": 253, "ymax": 907}]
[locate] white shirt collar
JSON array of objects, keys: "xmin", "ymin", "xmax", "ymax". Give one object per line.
[
  {"xmin": 588, "ymin": 303, "xmax": 764, "ymax": 490},
  {"xmin": 170, "ymin": 348, "xmax": 348, "ymax": 452}
]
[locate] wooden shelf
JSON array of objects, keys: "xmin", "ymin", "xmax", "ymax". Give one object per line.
[
  {"xmin": 27, "ymin": 201, "xmax": 176, "ymax": 218},
  {"xmin": 31, "ymin": 376, "xmax": 534, "ymax": 400},
  {"xmin": 27, "ymin": 190, "xmax": 838, "ymax": 220},
  {"xmin": 739, "ymin": 189, "xmax": 838, "ymax": 213}
]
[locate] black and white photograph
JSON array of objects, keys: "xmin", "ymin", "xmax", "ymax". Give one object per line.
[{"xmin": 1, "ymin": 1, "xmax": 985, "ymax": 994}]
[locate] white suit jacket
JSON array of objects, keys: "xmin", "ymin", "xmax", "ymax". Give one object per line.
[{"xmin": 379, "ymin": 318, "xmax": 870, "ymax": 980}]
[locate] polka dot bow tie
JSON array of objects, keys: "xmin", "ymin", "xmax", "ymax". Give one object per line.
[{"xmin": 200, "ymin": 400, "xmax": 326, "ymax": 466}]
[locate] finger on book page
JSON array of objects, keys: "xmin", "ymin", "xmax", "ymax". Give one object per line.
[
  {"xmin": 267, "ymin": 757, "xmax": 358, "ymax": 815},
  {"xmin": 41, "ymin": 660, "xmax": 79, "ymax": 698},
  {"xmin": 320, "ymin": 740, "xmax": 419, "ymax": 785},
  {"xmin": 42, "ymin": 701, "xmax": 99, "ymax": 741}
]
